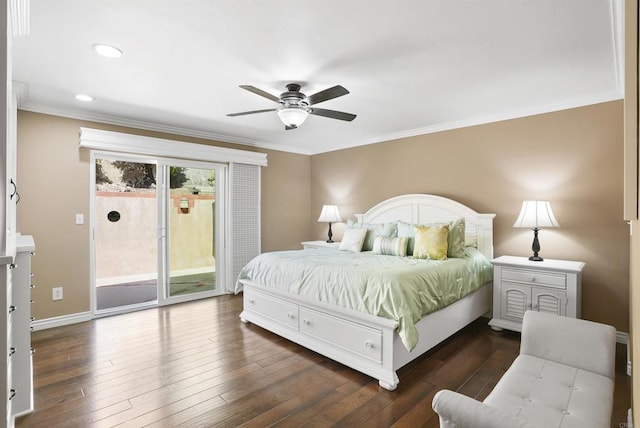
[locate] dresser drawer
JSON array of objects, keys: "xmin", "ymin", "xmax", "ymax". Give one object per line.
[
  {"xmin": 502, "ymin": 268, "xmax": 566, "ymax": 289},
  {"xmin": 299, "ymin": 307, "xmax": 382, "ymax": 364},
  {"xmin": 244, "ymin": 288, "xmax": 299, "ymax": 330}
]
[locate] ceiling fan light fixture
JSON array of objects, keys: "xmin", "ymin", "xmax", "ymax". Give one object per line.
[{"xmin": 277, "ymin": 107, "xmax": 309, "ymax": 127}]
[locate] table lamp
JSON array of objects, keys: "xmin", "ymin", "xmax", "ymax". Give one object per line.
[
  {"xmin": 317, "ymin": 205, "xmax": 342, "ymax": 243},
  {"xmin": 513, "ymin": 200, "xmax": 559, "ymax": 261}
]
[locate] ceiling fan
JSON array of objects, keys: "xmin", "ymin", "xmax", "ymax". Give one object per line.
[{"xmin": 227, "ymin": 83, "xmax": 356, "ymax": 130}]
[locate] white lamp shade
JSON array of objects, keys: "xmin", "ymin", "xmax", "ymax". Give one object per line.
[
  {"xmin": 318, "ymin": 205, "xmax": 342, "ymax": 223},
  {"xmin": 513, "ymin": 200, "xmax": 559, "ymax": 228},
  {"xmin": 277, "ymin": 108, "xmax": 309, "ymax": 127}
]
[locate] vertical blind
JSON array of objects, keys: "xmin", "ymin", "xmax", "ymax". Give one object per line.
[{"xmin": 230, "ymin": 163, "xmax": 261, "ymax": 291}]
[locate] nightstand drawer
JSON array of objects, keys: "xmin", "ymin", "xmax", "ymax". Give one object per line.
[{"xmin": 502, "ymin": 268, "xmax": 566, "ymax": 289}]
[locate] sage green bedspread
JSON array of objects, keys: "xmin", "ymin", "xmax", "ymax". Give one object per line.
[{"xmin": 236, "ymin": 247, "xmax": 492, "ymax": 351}]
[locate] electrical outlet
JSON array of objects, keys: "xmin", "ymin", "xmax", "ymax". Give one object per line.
[{"xmin": 52, "ymin": 287, "xmax": 63, "ymax": 301}]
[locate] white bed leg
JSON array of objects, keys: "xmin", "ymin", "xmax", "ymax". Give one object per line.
[
  {"xmin": 379, "ymin": 379, "xmax": 398, "ymax": 391},
  {"xmin": 490, "ymin": 326, "xmax": 503, "ymax": 332}
]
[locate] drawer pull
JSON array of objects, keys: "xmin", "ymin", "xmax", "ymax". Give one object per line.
[
  {"xmin": 302, "ymin": 319, "xmax": 310, "ymax": 326},
  {"xmin": 8, "ymin": 305, "xmax": 16, "ymax": 313},
  {"xmin": 287, "ymin": 313, "xmax": 295, "ymax": 320},
  {"xmin": 9, "ymin": 263, "xmax": 16, "ymax": 269},
  {"xmin": 9, "ymin": 389, "xmax": 15, "ymax": 400},
  {"xmin": 364, "ymin": 341, "xmax": 373, "ymax": 349},
  {"xmin": 248, "ymin": 299, "xmax": 255, "ymax": 304},
  {"xmin": 9, "ymin": 347, "xmax": 15, "ymax": 357}
]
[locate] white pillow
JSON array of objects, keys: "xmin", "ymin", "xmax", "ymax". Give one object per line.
[{"xmin": 339, "ymin": 227, "xmax": 368, "ymax": 253}]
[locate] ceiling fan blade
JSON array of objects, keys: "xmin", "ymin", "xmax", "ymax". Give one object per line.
[
  {"xmin": 307, "ymin": 85, "xmax": 349, "ymax": 105},
  {"xmin": 285, "ymin": 124, "xmax": 297, "ymax": 130},
  {"xmin": 310, "ymin": 107, "xmax": 356, "ymax": 122},
  {"xmin": 239, "ymin": 85, "xmax": 280, "ymax": 102},
  {"xmin": 226, "ymin": 108, "xmax": 277, "ymax": 117}
]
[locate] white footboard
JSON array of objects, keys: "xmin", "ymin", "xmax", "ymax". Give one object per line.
[{"xmin": 239, "ymin": 279, "xmax": 491, "ymax": 390}]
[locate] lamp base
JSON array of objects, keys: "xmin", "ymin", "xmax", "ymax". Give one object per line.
[
  {"xmin": 326, "ymin": 222, "xmax": 334, "ymax": 243},
  {"xmin": 529, "ymin": 228, "xmax": 544, "ymax": 261}
]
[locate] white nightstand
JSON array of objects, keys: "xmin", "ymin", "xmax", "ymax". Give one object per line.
[
  {"xmin": 301, "ymin": 240, "xmax": 341, "ymax": 250},
  {"xmin": 489, "ymin": 255, "xmax": 585, "ymax": 332}
]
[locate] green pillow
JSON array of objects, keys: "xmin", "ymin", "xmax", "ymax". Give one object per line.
[
  {"xmin": 397, "ymin": 220, "xmax": 416, "ymax": 255},
  {"xmin": 448, "ymin": 218, "xmax": 466, "ymax": 258}
]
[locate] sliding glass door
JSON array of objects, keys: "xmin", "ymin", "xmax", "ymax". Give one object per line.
[
  {"xmin": 160, "ymin": 162, "xmax": 226, "ymax": 304},
  {"xmin": 92, "ymin": 154, "xmax": 226, "ymax": 315},
  {"xmin": 94, "ymin": 156, "xmax": 158, "ymax": 312}
]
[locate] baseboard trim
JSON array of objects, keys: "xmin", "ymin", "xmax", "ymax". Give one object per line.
[{"xmin": 31, "ymin": 311, "xmax": 92, "ymax": 331}]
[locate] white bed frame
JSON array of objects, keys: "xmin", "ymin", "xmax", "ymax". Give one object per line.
[{"xmin": 239, "ymin": 194, "xmax": 495, "ymax": 390}]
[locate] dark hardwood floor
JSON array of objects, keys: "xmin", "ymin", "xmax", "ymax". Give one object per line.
[{"xmin": 17, "ymin": 295, "xmax": 630, "ymax": 427}]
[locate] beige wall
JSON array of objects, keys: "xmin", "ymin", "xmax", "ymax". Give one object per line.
[
  {"xmin": 16, "ymin": 111, "xmax": 311, "ymax": 320},
  {"xmin": 311, "ymin": 101, "xmax": 629, "ymax": 331},
  {"xmin": 17, "ymin": 102, "xmax": 628, "ymax": 333}
]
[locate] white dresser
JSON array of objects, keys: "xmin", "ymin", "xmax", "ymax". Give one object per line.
[
  {"xmin": 11, "ymin": 235, "xmax": 34, "ymax": 418},
  {"xmin": 489, "ymin": 255, "xmax": 585, "ymax": 332}
]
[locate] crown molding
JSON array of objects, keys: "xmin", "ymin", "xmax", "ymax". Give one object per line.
[
  {"xmin": 306, "ymin": 91, "xmax": 624, "ymax": 155},
  {"xmin": 20, "ymin": 91, "xmax": 622, "ymax": 158},
  {"xmin": 18, "ymin": 102, "xmax": 315, "ymax": 156}
]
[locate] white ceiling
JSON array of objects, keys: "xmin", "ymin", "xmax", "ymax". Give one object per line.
[{"xmin": 12, "ymin": 0, "xmax": 623, "ymax": 155}]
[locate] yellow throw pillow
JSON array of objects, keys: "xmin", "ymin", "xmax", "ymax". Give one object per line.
[{"xmin": 413, "ymin": 224, "xmax": 449, "ymax": 260}]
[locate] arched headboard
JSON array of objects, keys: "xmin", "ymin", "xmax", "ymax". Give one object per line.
[{"xmin": 355, "ymin": 194, "xmax": 496, "ymax": 260}]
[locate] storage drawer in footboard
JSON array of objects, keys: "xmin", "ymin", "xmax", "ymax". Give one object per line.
[
  {"xmin": 299, "ymin": 306, "xmax": 382, "ymax": 363},
  {"xmin": 243, "ymin": 288, "xmax": 299, "ymax": 331}
]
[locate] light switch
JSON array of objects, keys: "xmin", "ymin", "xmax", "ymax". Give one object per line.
[{"xmin": 75, "ymin": 213, "xmax": 84, "ymax": 225}]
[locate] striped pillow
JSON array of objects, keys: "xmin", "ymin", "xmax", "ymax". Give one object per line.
[{"xmin": 372, "ymin": 236, "xmax": 408, "ymax": 257}]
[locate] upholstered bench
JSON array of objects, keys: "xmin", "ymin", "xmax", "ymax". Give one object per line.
[{"xmin": 432, "ymin": 311, "xmax": 616, "ymax": 428}]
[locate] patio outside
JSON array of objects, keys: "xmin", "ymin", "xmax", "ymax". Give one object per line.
[{"xmin": 95, "ymin": 160, "xmax": 216, "ymax": 309}]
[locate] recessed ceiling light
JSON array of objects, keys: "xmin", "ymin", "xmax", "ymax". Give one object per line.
[
  {"xmin": 75, "ymin": 94, "xmax": 94, "ymax": 102},
  {"xmin": 92, "ymin": 43, "xmax": 123, "ymax": 58}
]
